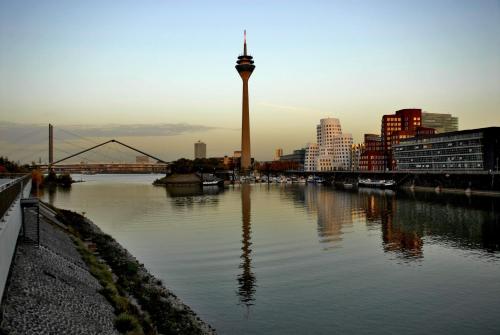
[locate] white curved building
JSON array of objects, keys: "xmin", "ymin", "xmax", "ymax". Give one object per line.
[
  {"xmin": 304, "ymin": 143, "xmax": 319, "ymax": 171},
  {"xmin": 305, "ymin": 118, "xmax": 353, "ymax": 172}
]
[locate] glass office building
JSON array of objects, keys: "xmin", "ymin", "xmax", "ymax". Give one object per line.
[{"xmin": 394, "ymin": 127, "xmax": 500, "ymax": 171}]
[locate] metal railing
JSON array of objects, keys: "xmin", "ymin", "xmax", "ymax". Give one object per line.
[
  {"xmin": 0, "ymin": 174, "xmax": 31, "ymax": 220},
  {"xmin": 0, "ymin": 173, "xmax": 31, "ymax": 302}
]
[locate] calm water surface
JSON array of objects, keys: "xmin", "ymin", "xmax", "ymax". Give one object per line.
[{"xmin": 42, "ymin": 174, "xmax": 500, "ymax": 334}]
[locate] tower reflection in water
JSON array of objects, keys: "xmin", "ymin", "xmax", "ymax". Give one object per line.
[{"xmin": 237, "ymin": 184, "xmax": 256, "ymax": 308}]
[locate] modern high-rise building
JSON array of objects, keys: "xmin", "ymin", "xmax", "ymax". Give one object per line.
[
  {"xmin": 235, "ymin": 30, "xmax": 255, "ymax": 171},
  {"xmin": 333, "ymin": 134, "xmax": 353, "ymax": 170},
  {"xmin": 194, "ymin": 140, "xmax": 206, "ymax": 159},
  {"xmin": 305, "ymin": 118, "xmax": 353, "ymax": 171},
  {"xmin": 422, "ymin": 112, "xmax": 459, "ymax": 133},
  {"xmin": 317, "ymin": 118, "xmax": 343, "ymax": 148}
]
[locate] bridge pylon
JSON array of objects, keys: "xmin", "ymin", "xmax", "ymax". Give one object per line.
[{"xmin": 49, "ymin": 124, "xmax": 54, "ymax": 170}]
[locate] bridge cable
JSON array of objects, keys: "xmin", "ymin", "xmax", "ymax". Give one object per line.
[
  {"xmin": 53, "ymin": 127, "xmax": 167, "ymax": 164},
  {"xmin": 53, "ymin": 133, "xmax": 124, "ymax": 163},
  {"xmin": 56, "ymin": 127, "xmax": 136, "ymax": 162},
  {"xmin": 54, "ymin": 147, "xmax": 97, "ymax": 165},
  {"xmin": 11, "ymin": 146, "xmax": 49, "ymax": 165}
]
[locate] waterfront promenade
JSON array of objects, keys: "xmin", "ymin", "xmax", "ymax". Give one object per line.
[
  {"xmin": 1, "ymin": 209, "xmax": 117, "ymax": 334},
  {"xmin": 0, "ymin": 177, "xmax": 215, "ymax": 334}
]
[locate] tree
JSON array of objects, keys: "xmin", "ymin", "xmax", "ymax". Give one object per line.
[
  {"xmin": 170, "ymin": 158, "xmax": 225, "ymax": 174},
  {"xmin": 169, "ymin": 158, "xmax": 194, "ymax": 174},
  {"xmin": 0, "ymin": 156, "xmax": 26, "ymax": 173}
]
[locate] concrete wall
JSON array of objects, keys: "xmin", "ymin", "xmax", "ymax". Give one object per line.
[{"xmin": 0, "ymin": 182, "xmax": 31, "ymax": 302}]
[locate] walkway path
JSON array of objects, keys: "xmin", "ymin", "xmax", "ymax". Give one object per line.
[{"xmin": 0, "ymin": 210, "xmax": 117, "ymax": 335}]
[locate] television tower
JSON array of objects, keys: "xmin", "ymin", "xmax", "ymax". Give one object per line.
[{"xmin": 235, "ymin": 30, "xmax": 255, "ymax": 171}]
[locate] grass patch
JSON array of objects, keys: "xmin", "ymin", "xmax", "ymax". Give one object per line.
[
  {"xmin": 72, "ymin": 236, "xmax": 147, "ymax": 334},
  {"xmin": 115, "ymin": 313, "xmax": 141, "ymax": 333}
]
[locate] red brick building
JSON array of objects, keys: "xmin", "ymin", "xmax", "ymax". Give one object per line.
[
  {"xmin": 359, "ymin": 110, "xmax": 436, "ymax": 171},
  {"xmin": 381, "ymin": 109, "xmax": 423, "ymax": 170},
  {"xmin": 360, "ymin": 134, "xmax": 385, "ymax": 171}
]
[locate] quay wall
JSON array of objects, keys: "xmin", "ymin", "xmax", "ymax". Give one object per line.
[{"xmin": 283, "ymin": 171, "xmax": 500, "ymax": 192}]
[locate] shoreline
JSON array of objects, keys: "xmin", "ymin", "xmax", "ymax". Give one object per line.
[
  {"xmin": 55, "ymin": 206, "xmax": 216, "ymax": 335},
  {"xmin": 1, "ymin": 201, "xmax": 216, "ymax": 335}
]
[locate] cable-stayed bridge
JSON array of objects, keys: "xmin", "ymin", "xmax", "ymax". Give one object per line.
[
  {"xmin": 37, "ymin": 162, "xmax": 168, "ymax": 174},
  {"xmin": 4, "ymin": 124, "xmax": 169, "ymax": 173}
]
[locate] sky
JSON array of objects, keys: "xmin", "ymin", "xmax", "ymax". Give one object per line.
[{"xmin": 1, "ymin": 0, "xmax": 499, "ymax": 163}]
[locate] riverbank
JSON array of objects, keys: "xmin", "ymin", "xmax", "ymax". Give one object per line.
[{"xmin": 0, "ymin": 202, "xmax": 215, "ymax": 335}]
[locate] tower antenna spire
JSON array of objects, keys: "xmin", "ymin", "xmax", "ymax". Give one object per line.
[{"xmin": 244, "ymin": 30, "xmax": 247, "ymax": 55}]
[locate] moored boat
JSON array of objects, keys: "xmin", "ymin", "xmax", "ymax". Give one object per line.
[
  {"xmin": 313, "ymin": 177, "xmax": 325, "ymax": 184},
  {"xmin": 358, "ymin": 178, "xmax": 396, "ymax": 189},
  {"xmin": 202, "ymin": 179, "xmax": 222, "ymax": 186},
  {"xmin": 382, "ymin": 180, "xmax": 396, "ymax": 188}
]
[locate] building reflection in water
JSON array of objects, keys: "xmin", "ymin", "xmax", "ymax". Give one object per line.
[
  {"xmin": 351, "ymin": 187, "xmax": 500, "ymax": 260},
  {"xmin": 301, "ymin": 186, "xmax": 425, "ymax": 259},
  {"xmin": 237, "ymin": 184, "xmax": 256, "ymax": 308},
  {"xmin": 381, "ymin": 197, "xmax": 423, "ymax": 260},
  {"xmin": 299, "ymin": 185, "xmax": 494, "ymax": 260},
  {"xmin": 398, "ymin": 190, "xmax": 500, "ymax": 253},
  {"xmin": 303, "ymin": 186, "xmax": 354, "ymax": 249},
  {"xmin": 165, "ymin": 185, "xmax": 221, "ymax": 210},
  {"xmin": 357, "ymin": 188, "xmax": 424, "ymax": 260}
]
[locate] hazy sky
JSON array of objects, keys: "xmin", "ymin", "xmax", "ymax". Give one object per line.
[{"xmin": 1, "ymin": 0, "xmax": 499, "ymax": 162}]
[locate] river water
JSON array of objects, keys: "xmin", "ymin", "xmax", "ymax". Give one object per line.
[{"xmin": 41, "ymin": 174, "xmax": 500, "ymax": 334}]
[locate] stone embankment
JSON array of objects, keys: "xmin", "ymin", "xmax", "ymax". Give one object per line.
[
  {"xmin": 1, "ymin": 204, "xmax": 216, "ymax": 335},
  {"xmin": 0, "ymin": 208, "xmax": 117, "ymax": 335}
]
